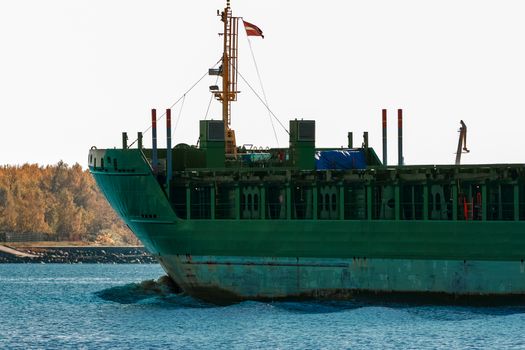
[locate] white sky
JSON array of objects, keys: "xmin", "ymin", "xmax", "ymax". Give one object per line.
[{"xmin": 1, "ymin": 0, "xmax": 525, "ymax": 167}]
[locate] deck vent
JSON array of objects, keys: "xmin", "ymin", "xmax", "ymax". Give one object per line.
[
  {"xmin": 298, "ymin": 121, "xmax": 315, "ymax": 141},
  {"xmin": 207, "ymin": 120, "xmax": 225, "ymax": 141}
]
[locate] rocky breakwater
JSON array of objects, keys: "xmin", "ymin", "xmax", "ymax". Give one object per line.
[{"xmin": 0, "ymin": 245, "xmax": 156, "ymax": 264}]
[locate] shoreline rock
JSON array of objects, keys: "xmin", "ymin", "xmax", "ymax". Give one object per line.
[{"xmin": 0, "ymin": 246, "xmax": 156, "ymax": 264}]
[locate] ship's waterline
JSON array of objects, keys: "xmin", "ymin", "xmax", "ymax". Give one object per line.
[{"xmin": 155, "ymin": 255, "xmax": 525, "ymax": 303}]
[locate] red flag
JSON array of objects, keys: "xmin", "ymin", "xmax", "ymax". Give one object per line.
[{"xmin": 243, "ymin": 20, "xmax": 264, "ymax": 38}]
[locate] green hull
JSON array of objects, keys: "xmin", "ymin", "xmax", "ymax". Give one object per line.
[
  {"xmin": 89, "ymin": 148, "xmax": 525, "ymax": 303},
  {"xmin": 158, "ymin": 255, "xmax": 525, "ymax": 304}
]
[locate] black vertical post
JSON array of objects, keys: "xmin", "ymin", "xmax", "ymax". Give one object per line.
[
  {"xmin": 151, "ymin": 109, "xmax": 158, "ymax": 172},
  {"xmin": 382, "ymin": 109, "xmax": 387, "ymax": 166},
  {"xmin": 122, "ymin": 132, "xmax": 128, "ymax": 149},
  {"xmin": 137, "ymin": 132, "xmax": 143, "ymax": 150},
  {"xmin": 166, "ymin": 109, "xmax": 172, "ymax": 194},
  {"xmin": 398, "ymin": 109, "xmax": 403, "ymax": 166}
]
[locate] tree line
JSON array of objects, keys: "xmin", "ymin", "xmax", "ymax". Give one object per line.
[{"xmin": 0, "ymin": 162, "xmax": 138, "ymax": 245}]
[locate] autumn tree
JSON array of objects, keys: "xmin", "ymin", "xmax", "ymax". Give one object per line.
[{"xmin": 0, "ymin": 162, "xmax": 138, "ymax": 245}]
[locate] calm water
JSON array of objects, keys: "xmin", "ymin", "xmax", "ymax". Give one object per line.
[{"xmin": 2, "ymin": 264, "xmax": 525, "ymax": 349}]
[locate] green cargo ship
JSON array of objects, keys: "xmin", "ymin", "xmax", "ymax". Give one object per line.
[{"xmin": 89, "ymin": 2, "xmax": 525, "ymax": 304}]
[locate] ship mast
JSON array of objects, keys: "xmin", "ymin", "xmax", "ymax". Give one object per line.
[{"xmin": 217, "ymin": 0, "xmax": 239, "ymax": 157}]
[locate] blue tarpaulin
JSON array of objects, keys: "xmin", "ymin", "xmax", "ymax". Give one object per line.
[{"xmin": 315, "ymin": 149, "xmax": 367, "ymax": 170}]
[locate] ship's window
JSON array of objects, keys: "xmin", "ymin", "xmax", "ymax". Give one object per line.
[
  {"xmin": 325, "ymin": 194, "xmax": 329, "ymax": 211},
  {"xmin": 248, "ymin": 194, "xmax": 253, "ymax": 211},
  {"xmin": 254, "ymin": 194, "xmax": 259, "ymax": 211},
  {"xmin": 436, "ymin": 193, "xmax": 441, "ymax": 211},
  {"xmin": 107, "ymin": 156, "xmax": 111, "ymax": 164},
  {"xmin": 331, "ymin": 194, "xmax": 337, "ymax": 211},
  {"xmin": 113, "ymin": 159, "xmax": 118, "ymax": 170}
]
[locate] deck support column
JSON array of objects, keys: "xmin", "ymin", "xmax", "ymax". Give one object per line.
[
  {"xmin": 210, "ymin": 185, "xmax": 215, "ymax": 220},
  {"xmin": 367, "ymin": 184, "xmax": 373, "ymax": 220},
  {"xmin": 481, "ymin": 184, "xmax": 487, "ymax": 221},
  {"xmin": 313, "ymin": 184, "xmax": 318, "ymax": 220},
  {"xmin": 339, "ymin": 184, "xmax": 345, "ymax": 220},
  {"xmin": 235, "ymin": 185, "xmax": 240, "ymax": 220},
  {"xmin": 286, "ymin": 184, "xmax": 292, "ymax": 220},
  {"xmin": 185, "ymin": 185, "xmax": 191, "ymax": 220},
  {"xmin": 260, "ymin": 185, "xmax": 266, "ymax": 220},
  {"xmin": 452, "ymin": 183, "xmax": 458, "ymax": 221},
  {"xmin": 514, "ymin": 184, "xmax": 520, "ymax": 221},
  {"xmin": 395, "ymin": 184, "xmax": 400, "ymax": 220},
  {"xmin": 423, "ymin": 184, "xmax": 429, "ymax": 220}
]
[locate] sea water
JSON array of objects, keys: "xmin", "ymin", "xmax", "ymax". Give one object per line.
[{"xmin": 1, "ymin": 264, "xmax": 525, "ymax": 349}]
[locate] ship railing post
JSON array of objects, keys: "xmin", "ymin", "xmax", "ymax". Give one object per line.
[
  {"xmin": 452, "ymin": 183, "xmax": 458, "ymax": 221},
  {"xmin": 235, "ymin": 185, "xmax": 240, "ymax": 220},
  {"xmin": 498, "ymin": 184, "xmax": 503, "ymax": 220},
  {"xmin": 339, "ymin": 183, "xmax": 345, "ymax": 220},
  {"xmin": 394, "ymin": 183, "xmax": 400, "ymax": 220},
  {"xmin": 411, "ymin": 186, "xmax": 416, "ymax": 219},
  {"xmin": 260, "ymin": 184, "xmax": 266, "ymax": 219},
  {"xmin": 514, "ymin": 183, "xmax": 520, "ymax": 221},
  {"xmin": 366, "ymin": 183, "xmax": 373, "ymax": 220},
  {"xmin": 313, "ymin": 184, "xmax": 318, "ymax": 220},
  {"xmin": 481, "ymin": 184, "xmax": 487, "ymax": 221},
  {"xmin": 286, "ymin": 184, "xmax": 292, "ymax": 220},
  {"xmin": 186, "ymin": 185, "xmax": 191, "ymax": 220},
  {"xmin": 423, "ymin": 183, "xmax": 429, "ymax": 220},
  {"xmin": 210, "ymin": 184, "xmax": 216, "ymax": 220}
]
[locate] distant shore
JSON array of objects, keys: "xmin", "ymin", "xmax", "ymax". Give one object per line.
[{"xmin": 0, "ymin": 244, "xmax": 156, "ymax": 264}]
